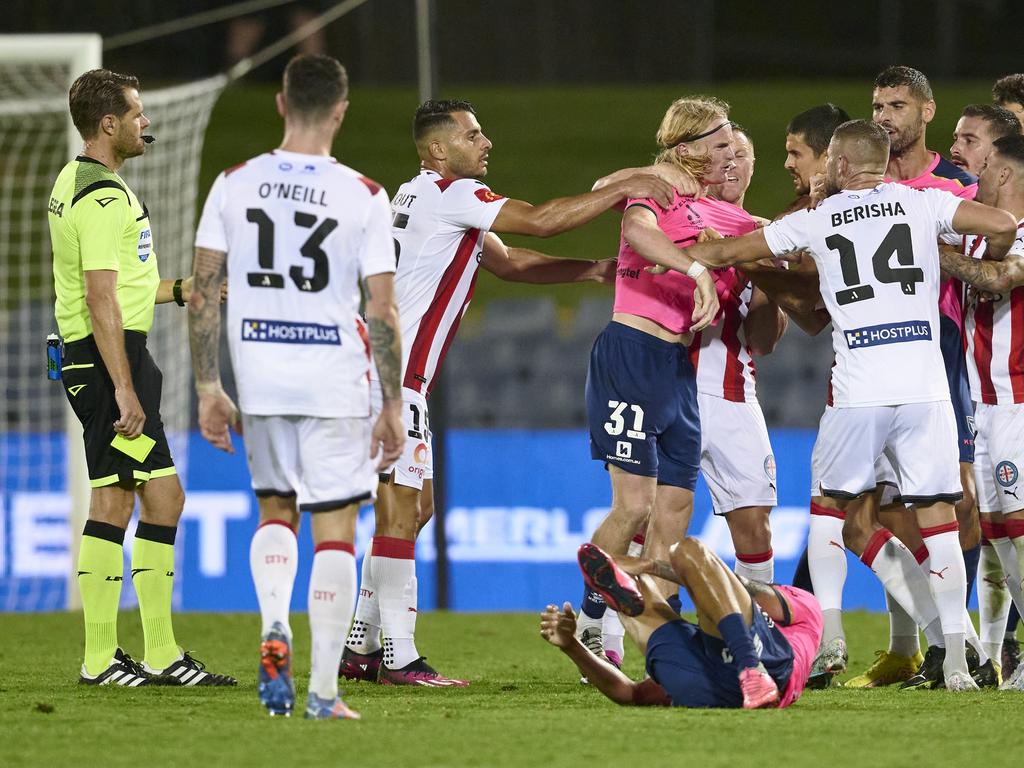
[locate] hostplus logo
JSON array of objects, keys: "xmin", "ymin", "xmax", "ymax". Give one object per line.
[
  {"xmin": 845, "ymin": 320, "xmax": 930, "ymax": 349},
  {"xmin": 241, "ymin": 318, "xmax": 340, "ymax": 345}
]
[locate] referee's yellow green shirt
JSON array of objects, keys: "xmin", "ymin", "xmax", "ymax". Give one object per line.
[{"xmin": 48, "ymin": 156, "xmax": 159, "ymax": 342}]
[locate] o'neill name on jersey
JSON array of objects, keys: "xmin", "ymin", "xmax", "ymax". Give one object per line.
[
  {"xmin": 845, "ymin": 319, "xmax": 931, "ymax": 348},
  {"xmin": 241, "ymin": 318, "xmax": 341, "ymax": 345},
  {"xmin": 257, "ymin": 182, "xmax": 328, "ymax": 207}
]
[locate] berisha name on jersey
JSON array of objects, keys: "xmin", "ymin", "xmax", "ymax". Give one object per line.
[
  {"xmin": 763, "ymin": 182, "xmax": 962, "ymax": 407},
  {"xmin": 383, "ymin": 170, "xmax": 509, "ymax": 398},
  {"xmin": 195, "ymin": 150, "xmax": 395, "ymax": 418}
]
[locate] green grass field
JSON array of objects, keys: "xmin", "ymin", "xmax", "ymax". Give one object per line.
[{"xmin": 3, "ymin": 610, "xmax": 1019, "ymax": 767}]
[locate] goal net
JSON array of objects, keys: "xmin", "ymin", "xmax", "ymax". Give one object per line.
[{"xmin": 0, "ymin": 34, "xmax": 225, "ymax": 611}]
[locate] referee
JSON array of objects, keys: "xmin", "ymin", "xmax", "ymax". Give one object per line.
[{"xmin": 47, "ymin": 69, "xmax": 234, "ymax": 687}]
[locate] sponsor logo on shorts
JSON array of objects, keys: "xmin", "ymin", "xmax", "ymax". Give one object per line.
[
  {"xmin": 763, "ymin": 455, "xmax": 776, "ymax": 482},
  {"xmin": 845, "ymin": 320, "xmax": 931, "ymax": 349},
  {"xmin": 996, "ymin": 460, "xmax": 1019, "ymax": 487},
  {"xmin": 241, "ymin": 318, "xmax": 340, "ymax": 345},
  {"xmin": 615, "ymin": 441, "xmax": 632, "ymax": 459},
  {"xmin": 413, "ymin": 442, "xmax": 428, "ymax": 464}
]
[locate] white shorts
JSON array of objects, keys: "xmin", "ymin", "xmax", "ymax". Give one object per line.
[
  {"xmin": 810, "ymin": 453, "xmax": 902, "ymax": 505},
  {"xmin": 973, "ymin": 402, "xmax": 1024, "ymax": 514},
  {"xmin": 242, "ymin": 413, "xmax": 376, "ymax": 511},
  {"xmin": 371, "ymin": 386, "xmax": 433, "ymax": 490},
  {"xmin": 698, "ymin": 393, "xmax": 777, "ymax": 515},
  {"xmin": 811, "ymin": 402, "xmax": 961, "ymax": 503}
]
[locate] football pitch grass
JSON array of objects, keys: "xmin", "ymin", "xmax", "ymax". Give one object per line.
[{"xmin": 2, "ymin": 611, "xmax": 1019, "ymax": 767}]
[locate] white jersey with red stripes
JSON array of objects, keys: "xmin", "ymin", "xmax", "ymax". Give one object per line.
[
  {"xmin": 384, "ymin": 169, "xmax": 508, "ymax": 397},
  {"xmin": 195, "ymin": 149, "xmax": 395, "ymax": 418},
  {"xmin": 964, "ymin": 220, "xmax": 1024, "ymax": 404},
  {"xmin": 688, "ymin": 267, "xmax": 757, "ymax": 401}
]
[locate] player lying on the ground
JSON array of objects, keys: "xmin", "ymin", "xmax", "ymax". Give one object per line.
[{"xmin": 540, "ymin": 539, "xmax": 822, "ymax": 709}]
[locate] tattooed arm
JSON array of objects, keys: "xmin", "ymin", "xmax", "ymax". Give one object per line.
[
  {"xmin": 188, "ymin": 246, "xmax": 238, "ymax": 453},
  {"xmin": 737, "ymin": 575, "xmax": 790, "ymax": 623},
  {"xmin": 364, "ymin": 272, "xmax": 405, "ymax": 469},
  {"xmin": 939, "ymin": 245, "xmax": 1024, "ymax": 294}
]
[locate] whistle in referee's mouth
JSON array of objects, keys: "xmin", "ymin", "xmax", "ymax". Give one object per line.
[{"xmin": 142, "ymin": 135, "xmax": 156, "ymax": 144}]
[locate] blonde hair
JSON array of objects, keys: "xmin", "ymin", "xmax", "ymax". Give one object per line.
[{"xmin": 654, "ymin": 96, "xmax": 730, "ymax": 181}]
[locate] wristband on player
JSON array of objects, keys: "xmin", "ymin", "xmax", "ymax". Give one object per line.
[
  {"xmin": 172, "ymin": 278, "xmax": 185, "ymax": 307},
  {"xmin": 686, "ymin": 261, "xmax": 707, "ymax": 278}
]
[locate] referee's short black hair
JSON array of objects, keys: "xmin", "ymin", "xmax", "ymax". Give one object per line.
[
  {"xmin": 874, "ymin": 65, "xmax": 933, "ymax": 102},
  {"xmin": 69, "ymin": 69, "xmax": 139, "ymax": 140},
  {"xmin": 283, "ymin": 54, "xmax": 348, "ymax": 121},
  {"xmin": 961, "ymin": 104, "xmax": 1022, "ymax": 140},
  {"xmin": 786, "ymin": 103, "xmax": 851, "ymax": 157},
  {"xmin": 414, "ymin": 99, "xmax": 477, "ymax": 142}
]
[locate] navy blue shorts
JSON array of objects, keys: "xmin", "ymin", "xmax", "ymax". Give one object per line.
[
  {"xmin": 644, "ymin": 608, "xmax": 794, "ymax": 708},
  {"xmin": 585, "ymin": 322, "xmax": 700, "ymax": 490},
  {"xmin": 940, "ymin": 315, "xmax": 976, "ymax": 464}
]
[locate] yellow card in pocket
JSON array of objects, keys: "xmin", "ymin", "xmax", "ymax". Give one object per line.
[{"xmin": 111, "ymin": 433, "xmax": 156, "ymax": 463}]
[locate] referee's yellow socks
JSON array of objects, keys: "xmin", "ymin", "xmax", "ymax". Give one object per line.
[
  {"xmin": 78, "ymin": 521, "xmax": 126, "ymax": 676},
  {"xmin": 132, "ymin": 522, "xmax": 180, "ymax": 671}
]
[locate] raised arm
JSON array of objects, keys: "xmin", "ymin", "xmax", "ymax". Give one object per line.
[
  {"xmin": 687, "ymin": 228, "xmax": 776, "ymax": 268},
  {"xmin": 479, "ymin": 232, "xmax": 614, "ymax": 284},
  {"xmin": 951, "ymin": 199, "xmax": 1018, "ymax": 261},
  {"xmin": 939, "ymin": 245, "xmax": 1024, "ymax": 293},
  {"xmin": 490, "ymin": 172, "xmax": 674, "ymax": 238}
]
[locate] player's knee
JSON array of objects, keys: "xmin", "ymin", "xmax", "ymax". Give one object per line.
[
  {"xmin": 669, "ymin": 536, "xmax": 709, "ymax": 576},
  {"xmin": 841, "ymin": 514, "xmax": 871, "ymax": 554}
]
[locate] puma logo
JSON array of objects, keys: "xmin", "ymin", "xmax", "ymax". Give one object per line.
[
  {"xmin": 68, "ymin": 384, "xmax": 87, "ymax": 396},
  {"xmin": 929, "ymin": 567, "xmax": 949, "ymax": 580},
  {"xmin": 1004, "ymin": 488, "xmax": 1019, "ymax": 500},
  {"xmin": 983, "ymin": 576, "xmax": 1008, "ymax": 588},
  {"xmin": 828, "ymin": 540, "xmax": 845, "ymax": 551},
  {"xmin": 95, "ymin": 196, "xmax": 118, "ymax": 208},
  {"xmin": 408, "ymin": 607, "xmax": 417, "ymax": 613}
]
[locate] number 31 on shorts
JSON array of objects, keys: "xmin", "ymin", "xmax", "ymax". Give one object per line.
[{"xmin": 604, "ymin": 401, "xmax": 646, "ymax": 440}]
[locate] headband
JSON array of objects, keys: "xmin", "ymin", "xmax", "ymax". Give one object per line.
[{"xmin": 673, "ymin": 121, "xmax": 729, "ymax": 146}]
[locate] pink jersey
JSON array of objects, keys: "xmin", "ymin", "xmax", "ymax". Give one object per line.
[
  {"xmin": 613, "ymin": 193, "xmax": 757, "ymax": 334},
  {"xmin": 964, "ymin": 221, "xmax": 1024, "ymax": 404},
  {"xmin": 888, "ymin": 152, "xmax": 977, "ymax": 330},
  {"xmin": 385, "ymin": 170, "xmax": 508, "ymax": 397},
  {"xmin": 773, "ymin": 585, "xmax": 823, "ymax": 708},
  {"xmin": 689, "ymin": 267, "xmax": 757, "ymax": 401}
]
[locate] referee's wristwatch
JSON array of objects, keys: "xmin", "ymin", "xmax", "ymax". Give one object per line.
[{"xmin": 172, "ymin": 278, "xmax": 185, "ymax": 307}]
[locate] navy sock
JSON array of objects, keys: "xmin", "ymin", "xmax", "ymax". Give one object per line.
[
  {"xmin": 962, "ymin": 544, "xmax": 981, "ymax": 608},
  {"xmin": 717, "ymin": 613, "xmax": 758, "ymax": 670},
  {"xmin": 666, "ymin": 593, "xmax": 682, "ymax": 615},
  {"xmin": 792, "ymin": 545, "xmax": 813, "ymax": 592},
  {"xmin": 581, "ymin": 586, "xmax": 607, "ymax": 620},
  {"xmin": 1008, "ymin": 602, "xmax": 1021, "ymax": 634}
]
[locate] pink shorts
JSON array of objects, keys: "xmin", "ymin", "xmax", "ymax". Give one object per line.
[{"xmin": 774, "ymin": 585, "xmax": 823, "ymax": 708}]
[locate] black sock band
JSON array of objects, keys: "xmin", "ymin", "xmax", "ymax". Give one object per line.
[
  {"xmin": 83, "ymin": 520, "xmax": 127, "ymax": 545},
  {"xmin": 135, "ymin": 521, "xmax": 177, "ymax": 545}
]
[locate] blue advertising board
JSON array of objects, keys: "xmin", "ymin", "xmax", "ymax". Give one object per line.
[{"xmin": 1, "ymin": 429, "xmax": 910, "ymax": 612}]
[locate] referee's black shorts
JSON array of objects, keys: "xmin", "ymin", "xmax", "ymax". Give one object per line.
[{"xmin": 61, "ymin": 330, "xmax": 176, "ymax": 488}]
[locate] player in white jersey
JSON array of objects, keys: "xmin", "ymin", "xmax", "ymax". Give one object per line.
[
  {"xmin": 188, "ymin": 55, "xmax": 404, "ymax": 719},
  {"xmin": 677, "ymin": 119, "xmax": 1018, "ymax": 690},
  {"xmin": 937, "ymin": 134, "xmax": 1024, "ymax": 688},
  {"xmin": 696, "ymin": 127, "xmax": 785, "ymax": 581},
  {"xmin": 341, "ymin": 98, "xmax": 676, "ymax": 686}
]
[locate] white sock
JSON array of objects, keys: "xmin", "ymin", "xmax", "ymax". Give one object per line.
[
  {"xmin": 373, "ymin": 537, "xmax": 419, "ymax": 669},
  {"xmin": 963, "ymin": 609, "xmax": 989, "ymax": 665},
  {"xmin": 886, "ymin": 591, "xmax": 920, "ymax": 657},
  {"xmin": 807, "ymin": 505, "xmax": 847, "ymax": 642},
  {"xmin": 249, "ymin": 520, "xmax": 298, "ymax": 640},
  {"xmin": 307, "ymin": 544, "xmax": 357, "ymax": 700},
  {"xmin": 922, "ymin": 525, "xmax": 968, "ymax": 675},
  {"xmin": 603, "ymin": 610, "xmax": 625, "ymax": 662},
  {"xmin": 735, "ymin": 550, "xmax": 774, "ymax": 583},
  {"xmin": 346, "ymin": 541, "xmax": 381, "ymax": 654},
  {"xmin": 863, "ymin": 529, "xmax": 938, "ymax": 630},
  {"xmin": 978, "ymin": 541, "xmax": 1011, "ymax": 663},
  {"xmin": 991, "ymin": 533, "xmax": 1024, "ymax": 617},
  {"xmin": 914, "ymin": 548, "xmax": 945, "ymax": 648}
]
